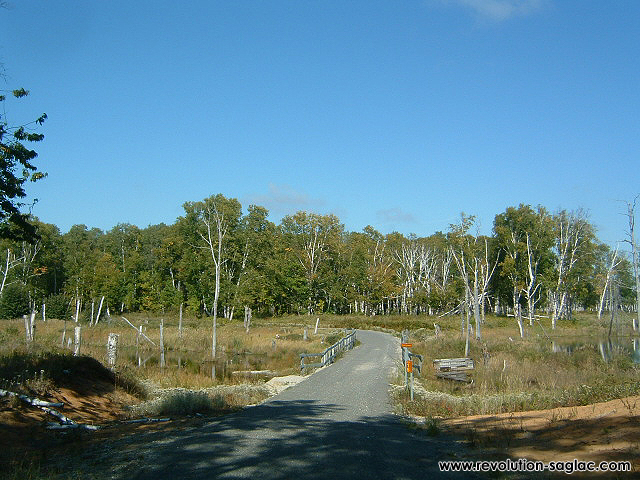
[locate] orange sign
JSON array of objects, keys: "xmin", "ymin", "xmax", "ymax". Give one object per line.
[
  {"xmin": 406, "ymin": 360, "xmax": 413, "ymax": 373},
  {"xmin": 401, "ymin": 343, "xmax": 412, "ymax": 348}
]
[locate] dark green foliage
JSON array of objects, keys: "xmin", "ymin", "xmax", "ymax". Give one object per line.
[
  {"xmin": 0, "ymin": 283, "xmax": 30, "ymax": 319},
  {"xmin": 44, "ymin": 293, "xmax": 69, "ymax": 319},
  {"xmin": 0, "ymin": 89, "xmax": 47, "ymax": 242}
]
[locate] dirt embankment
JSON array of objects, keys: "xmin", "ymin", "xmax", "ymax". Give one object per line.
[
  {"xmin": 439, "ymin": 396, "xmax": 640, "ymax": 476},
  {"xmin": 0, "ymin": 357, "xmax": 138, "ymax": 470}
]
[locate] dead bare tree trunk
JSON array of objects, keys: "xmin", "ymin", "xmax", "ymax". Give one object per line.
[
  {"xmin": 598, "ymin": 245, "xmax": 620, "ymax": 319},
  {"xmin": 198, "ymin": 201, "xmax": 228, "ymax": 360},
  {"xmin": 514, "ymin": 288, "xmax": 524, "ymax": 338},
  {"xmin": 525, "ymin": 233, "xmax": 542, "ymax": 327},
  {"xmin": 473, "ymin": 268, "xmax": 481, "ymax": 340},
  {"xmin": 464, "ymin": 285, "xmax": 470, "ymax": 356},
  {"xmin": 625, "ymin": 198, "xmax": 640, "ymax": 331}
]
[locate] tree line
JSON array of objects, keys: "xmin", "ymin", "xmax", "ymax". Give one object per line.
[{"xmin": 0, "ymin": 194, "xmax": 637, "ymax": 335}]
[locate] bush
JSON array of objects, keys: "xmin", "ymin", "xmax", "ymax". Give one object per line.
[
  {"xmin": 132, "ymin": 390, "xmax": 227, "ymax": 417},
  {"xmin": 44, "ymin": 293, "xmax": 69, "ymax": 320},
  {"xmin": 0, "ymin": 284, "xmax": 30, "ymax": 319}
]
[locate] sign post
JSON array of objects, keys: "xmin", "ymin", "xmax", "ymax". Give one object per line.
[
  {"xmin": 401, "ymin": 343, "xmax": 412, "ymax": 388},
  {"xmin": 407, "ymin": 360, "xmax": 414, "ymax": 400}
]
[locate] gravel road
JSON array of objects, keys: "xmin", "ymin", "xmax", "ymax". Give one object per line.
[{"xmin": 91, "ymin": 330, "xmax": 481, "ymax": 479}]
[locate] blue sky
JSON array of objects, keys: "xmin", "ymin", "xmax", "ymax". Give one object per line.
[{"xmin": 1, "ymin": 0, "xmax": 638, "ymax": 246}]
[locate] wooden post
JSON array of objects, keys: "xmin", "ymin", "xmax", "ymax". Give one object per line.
[
  {"xmin": 24, "ymin": 315, "xmax": 32, "ymax": 344},
  {"xmin": 410, "ymin": 364, "xmax": 414, "ymax": 401},
  {"xmin": 42, "ymin": 303, "xmax": 46, "ymax": 322},
  {"xmin": 73, "ymin": 326, "xmax": 81, "ymax": 356},
  {"xmin": 107, "ymin": 333, "xmax": 118, "ymax": 371},
  {"xmin": 314, "ymin": 317, "xmax": 319, "ymax": 334},
  {"xmin": 136, "ymin": 325, "xmax": 141, "ymax": 366},
  {"xmin": 160, "ymin": 319, "xmax": 165, "ymax": 368},
  {"xmin": 30, "ymin": 311, "xmax": 36, "ymax": 342},
  {"xmin": 303, "ymin": 326, "xmax": 308, "ymax": 341},
  {"xmin": 244, "ymin": 306, "xmax": 251, "ymax": 333},
  {"xmin": 179, "ymin": 302, "xmax": 183, "ymax": 338}
]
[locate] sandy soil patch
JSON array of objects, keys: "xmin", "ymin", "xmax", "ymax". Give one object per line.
[{"xmin": 264, "ymin": 374, "xmax": 305, "ymax": 395}]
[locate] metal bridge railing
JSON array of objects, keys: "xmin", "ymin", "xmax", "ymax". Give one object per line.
[{"xmin": 300, "ymin": 329, "xmax": 357, "ymax": 371}]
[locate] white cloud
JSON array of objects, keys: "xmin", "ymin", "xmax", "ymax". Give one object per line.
[
  {"xmin": 376, "ymin": 207, "xmax": 417, "ymax": 224},
  {"xmin": 438, "ymin": 0, "xmax": 546, "ymax": 22},
  {"xmin": 244, "ymin": 183, "xmax": 325, "ymax": 217}
]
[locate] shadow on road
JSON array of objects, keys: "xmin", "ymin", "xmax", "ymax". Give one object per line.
[{"xmin": 100, "ymin": 400, "xmax": 479, "ymax": 479}]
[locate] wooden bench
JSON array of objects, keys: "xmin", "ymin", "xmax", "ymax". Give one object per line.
[{"xmin": 433, "ymin": 357, "xmax": 474, "ymax": 382}]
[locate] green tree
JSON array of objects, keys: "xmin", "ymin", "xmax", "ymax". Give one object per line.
[
  {"xmin": 280, "ymin": 212, "xmax": 343, "ymax": 314},
  {"xmin": 549, "ymin": 209, "xmax": 597, "ymax": 326},
  {"xmin": 0, "ymin": 282, "xmax": 30, "ymax": 319},
  {"xmin": 0, "ymin": 88, "xmax": 47, "ymax": 241},
  {"xmin": 494, "ymin": 204, "xmax": 554, "ymax": 337},
  {"xmin": 182, "ymin": 194, "xmax": 242, "ymax": 358}
]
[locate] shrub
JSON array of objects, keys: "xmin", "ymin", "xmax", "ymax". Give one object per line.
[
  {"xmin": 0, "ymin": 284, "xmax": 30, "ymax": 319},
  {"xmin": 44, "ymin": 293, "xmax": 69, "ymax": 320},
  {"xmin": 133, "ymin": 390, "xmax": 227, "ymax": 417}
]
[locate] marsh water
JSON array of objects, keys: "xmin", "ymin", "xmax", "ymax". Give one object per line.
[
  {"xmin": 550, "ymin": 336, "xmax": 640, "ymax": 364},
  {"xmin": 82, "ymin": 342, "xmax": 271, "ymax": 381}
]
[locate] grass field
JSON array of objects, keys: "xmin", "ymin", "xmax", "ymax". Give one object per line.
[
  {"xmin": 1, "ymin": 310, "xmax": 638, "ymax": 417},
  {"xmin": 0, "ymin": 313, "xmax": 353, "ymax": 394},
  {"xmin": 392, "ymin": 311, "xmax": 640, "ymax": 418}
]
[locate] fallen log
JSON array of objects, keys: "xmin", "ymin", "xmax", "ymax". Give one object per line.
[
  {"xmin": 0, "ymin": 389, "xmax": 64, "ymax": 408},
  {"xmin": 0, "ymin": 388, "xmax": 96, "ymax": 428},
  {"xmin": 123, "ymin": 417, "xmax": 171, "ymax": 424},
  {"xmin": 47, "ymin": 423, "xmax": 100, "ymax": 431}
]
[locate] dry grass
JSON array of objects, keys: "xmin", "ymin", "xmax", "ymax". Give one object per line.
[
  {"xmin": 0, "ymin": 313, "xmax": 347, "ymax": 393},
  {"xmin": 395, "ymin": 312, "xmax": 640, "ymax": 418}
]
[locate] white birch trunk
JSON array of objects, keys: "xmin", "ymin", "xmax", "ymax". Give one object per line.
[
  {"xmin": 95, "ymin": 296, "xmax": 104, "ymax": 326},
  {"xmin": 74, "ymin": 297, "xmax": 80, "ymax": 323},
  {"xmin": 73, "ymin": 326, "xmax": 81, "ymax": 356}
]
